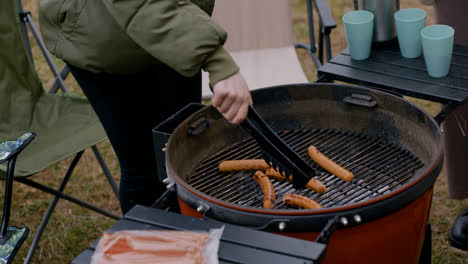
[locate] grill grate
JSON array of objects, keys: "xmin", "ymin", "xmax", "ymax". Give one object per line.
[{"xmin": 186, "ymin": 129, "xmax": 424, "ymax": 210}]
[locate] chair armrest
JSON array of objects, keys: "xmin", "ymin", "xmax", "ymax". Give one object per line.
[
  {"xmin": 314, "ymin": 0, "xmax": 337, "ymax": 30},
  {"xmin": 0, "ymin": 132, "xmax": 36, "ymax": 164}
]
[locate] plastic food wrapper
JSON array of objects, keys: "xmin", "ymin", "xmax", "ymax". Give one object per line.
[{"xmin": 90, "ymin": 226, "xmax": 224, "ymax": 264}]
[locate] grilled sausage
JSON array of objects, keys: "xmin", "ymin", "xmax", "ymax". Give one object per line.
[
  {"xmin": 301, "ymin": 177, "xmax": 326, "ymax": 194},
  {"xmin": 265, "ymin": 167, "xmax": 287, "ymax": 181},
  {"xmin": 282, "ymin": 193, "xmax": 322, "ymax": 209},
  {"xmin": 219, "ymin": 159, "xmax": 270, "ymax": 172},
  {"xmin": 253, "ymin": 171, "xmax": 276, "ymax": 209},
  {"xmin": 308, "ymin": 145, "xmax": 354, "ymax": 182},
  {"xmin": 265, "ymin": 167, "xmax": 326, "ymax": 194}
]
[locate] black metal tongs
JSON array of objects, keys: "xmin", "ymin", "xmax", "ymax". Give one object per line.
[{"xmin": 241, "ymin": 105, "xmax": 317, "ymax": 189}]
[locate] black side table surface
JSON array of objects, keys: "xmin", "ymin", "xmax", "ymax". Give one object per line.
[
  {"xmin": 318, "ymin": 40, "xmax": 468, "ymax": 122},
  {"xmin": 72, "ymin": 205, "xmax": 327, "ymax": 264}
]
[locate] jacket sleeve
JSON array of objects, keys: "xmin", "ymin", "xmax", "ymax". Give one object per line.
[{"xmin": 101, "ymin": 0, "xmax": 239, "ymax": 85}]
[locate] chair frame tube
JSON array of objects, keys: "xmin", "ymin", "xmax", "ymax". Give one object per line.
[
  {"xmin": 22, "ymin": 151, "xmax": 120, "ymax": 264},
  {"xmin": 294, "ymin": 0, "xmax": 337, "ymax": 69},
  {"xmin": 18, "ymin": 9, "xmax": 70, "ymax": 93},
  {"xmin": 0, "ymin": 156, "xmax": 17, "ymax": 237}
]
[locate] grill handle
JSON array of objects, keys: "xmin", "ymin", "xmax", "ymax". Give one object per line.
[
  {"xmin": 343, "ymin": 93, "xmax": 377, "ymax": 108},
  {"xmin": 242, "ymin": 218, "xmax": 292, "ymax": 231},
  {"xmin": 188, "ymin": 114, "xmax": 211, "ymax": 136},
  {"xmin": 196, "ymin": 201, "xmax": 293, "ymax": 231},
  {"xmin": 200, "ymin": 203, "xmax": 339, "ymax": 244},
  {"xmin": 315, "ymin": 216, "xmax": 339, "ymax": 244},
  {"xmin": 151, "ymin": 186, "xmax": 180, "ymax": 213},
  {"xmin": 152, "ymin": 103, "xmax": 206, "ymax": 183}
]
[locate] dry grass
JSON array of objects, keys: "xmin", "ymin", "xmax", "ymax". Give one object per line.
[{"xmin": 3, "ymin": 0, "xmax": 467, "ymax": 263}]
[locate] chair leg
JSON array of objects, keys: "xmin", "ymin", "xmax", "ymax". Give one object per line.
[
  {"xmin": 91, "ymin": 145, "xmax": 119, "ymax": 198},
  {"xmin": 293, "ymin": 0, "xmax": 323, "ymax": 69},
  {"xmin": 318, "ymin": 21, "xmax": 324, "ymax": 65},
  {"xmin": 23, "ymin": 151, "xmax": 83, "ymax": 263},
  {"xmin": 306, "ymin": 0, "xmax": 316, "ymax": 54},
  {"xmin": 17, "ymin": 0, "xmax": 34, "ymax": 67},
  {"xmin": 22, "ymin": 12, "xmax": 69, "ymax": 93},
  {"xmin": 23, "ymin": 191, "xmax": 61, "ymax": 264},
  {"xmin": 325, "ymin": 34, "xmax": 332, "ymax": 62},
  {"xmin": 23, "ymin": 151, "xmax": 121, "ymax": 263},
  {"xmin": 16, "ymin": 178, "xmax": 121, "ymax": 220}
]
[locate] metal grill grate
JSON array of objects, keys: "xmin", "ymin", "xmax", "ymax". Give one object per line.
[{"xmin": 186, "ymin": 129, "xmax": 424, "ymax": 210}]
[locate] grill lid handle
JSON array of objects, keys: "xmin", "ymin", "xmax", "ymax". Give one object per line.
[
  {"xmin": 188, "ymin": 115, "xmax": 211, "ymax": 136},
  {"xmin": 343, "ymin": 93, "xmax": 377, "ymax": 108},
  {"xmin": 240, "ymin": 105, "xmax": 316, "ymax": 189}
]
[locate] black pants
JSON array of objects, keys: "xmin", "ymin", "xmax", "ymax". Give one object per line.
[{"xmin": 68, "ymin": 64, "xmax": 201, "ymax": 214}]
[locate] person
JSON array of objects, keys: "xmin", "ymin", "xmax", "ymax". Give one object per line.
[
  {"xmin": 420, "ymin": 0, "xmax": 468, "ymax": 251},
  {"xmin": 38, "ymin": 0, "xmax": 253, "ymax": 214}
]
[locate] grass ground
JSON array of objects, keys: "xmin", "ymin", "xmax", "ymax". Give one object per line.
[{"xmin": 4, "ymin": 0, "xmax": 467, "ymax": 263}]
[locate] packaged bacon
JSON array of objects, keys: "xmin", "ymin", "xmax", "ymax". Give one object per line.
[{"xmin": 90, "ymin": 227, "xmax": 224, "ymax": 264}]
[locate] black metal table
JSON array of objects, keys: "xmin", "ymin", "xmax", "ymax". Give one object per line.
[
  {"xmin": 317, "ymin": 39, "xmax": 468, "ymax": 123},
  {"xmin": 72, "ymin": 205, "xmax": 327, "ymax": 264}
]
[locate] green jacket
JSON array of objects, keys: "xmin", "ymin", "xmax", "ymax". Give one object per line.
[{"xmin": 39, "ymin": 0, "xmax": 239, "ymax": 86}]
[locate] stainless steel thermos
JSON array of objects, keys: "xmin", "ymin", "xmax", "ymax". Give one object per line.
[{"xmin": 356, "ymin": 0, "xmax": 400, "ymax": 42}]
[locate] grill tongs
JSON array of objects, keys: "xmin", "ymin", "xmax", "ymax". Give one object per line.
[{"xmin": 241, "ymin": 105, "xmax": 317, "ymax": 189}]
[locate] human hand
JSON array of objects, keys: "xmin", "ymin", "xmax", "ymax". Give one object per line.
[{"xmin": 212, "ymin": 72, "xmax": 253, "ymax": 125}]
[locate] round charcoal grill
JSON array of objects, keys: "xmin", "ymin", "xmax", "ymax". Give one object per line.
[
  {"xmin": 186, "ymin": 128, "xmax": 424, "ymax": 210},
  {"xmin": 164, "ymin": 83, "xmax": 443, "ymax": 264}
]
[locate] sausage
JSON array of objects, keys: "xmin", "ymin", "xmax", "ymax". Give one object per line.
[
  {"xmin": 302, "ymin": 177, "xmax": 326, "ymax": 194},
  {"xmin": 265, "ymin": 167, "xmax": 287, "ymax": 181},
  {"xmin": 282, "ymin": 193, "xmax": 322, "ymax": 209},
  {"xmin": 307, "ymin": 145, "xmax": 354, "ymax": 182},
  {"xmin": 219, "ymin": 159, "xmax": 270, "ymax": 172},
  {"xmin": 265, "ymin": 167, "xmax": 326, "ymax": 194},
  {"xmin": 253, "ymin": 171, "xmax": 276, "ymax": 209}
]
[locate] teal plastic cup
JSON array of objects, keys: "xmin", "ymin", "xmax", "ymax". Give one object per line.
[
  {"xmin": 342, "ymin": 10, "xmax": 374, "ymax": 60},
  {"xmin": 394, "ymin": 8, "xmax": 426, "ymax": 58},
  {"xmin": 421, "ymin": 25, "xmax": 455, "ymax": 77}
]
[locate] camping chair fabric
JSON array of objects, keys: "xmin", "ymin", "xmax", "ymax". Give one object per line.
[
  {"xmin": 0, "ymin": 226, "xmax": 28, "ymax": 264},
  {"xmin": 0, "ymin": 133, "xmax": 34, "ymax": 163},
  {"xmin": 0, "ymin": 0, "xmax": 107, "ymax": 178}
]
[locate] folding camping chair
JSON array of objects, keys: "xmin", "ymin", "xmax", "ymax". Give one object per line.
[
  {"xmin": 1, "ymin": 0, "xmax": 121, "ymax": 263},
  {"xmin": 201, "ymin": 0, "xmax": 336, "ymax": 98}
]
